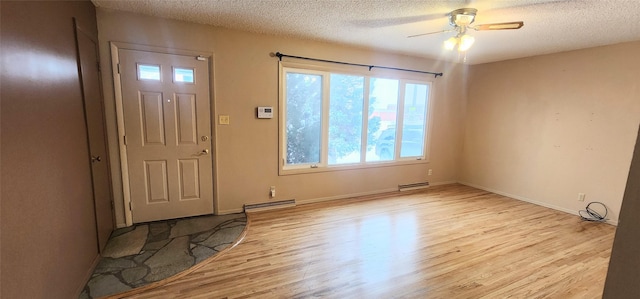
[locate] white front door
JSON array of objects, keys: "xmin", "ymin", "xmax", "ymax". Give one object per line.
[{"xmin": 119, "ymin": 49, "xmax": 213, "ymax": 223}]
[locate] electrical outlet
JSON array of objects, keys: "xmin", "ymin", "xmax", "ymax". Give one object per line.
[
  {"xmin": 578, "ymin": 193, "xmax": 586, "ymax": 202},
  {"xmin": 428, "ymin": 169, "xmax": 433, "ymax": 176}
]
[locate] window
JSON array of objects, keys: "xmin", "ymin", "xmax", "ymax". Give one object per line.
[
  {"xmin": 173, "ymin": 67, "xmax": 194, "ymax": 83},
  {"xmin": 367, "ymin": 78, "xmax": 398, "ymax": 162},
  {"xmin": 285, "ymin": 72, "xmax": 322, "ymax": 165},
  {"xmin": 138, "ymin": 64, "xmax": 161, "ymax": 81},
  {"xmin": 281, "ymin": 64, "xmax": 431, "ymax": 173},
  {"xmin": 400, "ymin": 83, "xmax": 428, "ymax": 158},
  {"xmin": 329, "ymin": 74, "xmax": 364, "ymax": 164}
]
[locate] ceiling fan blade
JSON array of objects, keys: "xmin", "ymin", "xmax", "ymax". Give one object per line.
[
  {"xmin": 407, "ymin": 29, "xmax": 455, "ymax": 38},
  {"xmin": 483, "ymin": 0, "xmax": 571, "ymax": 13},
  {"xmin": 352, "ymin": 13, "xmax": 445, "ymax": 28},
  {"xmin": 473, "ymin": 21, "xmax": 524, "ymax": 30}
]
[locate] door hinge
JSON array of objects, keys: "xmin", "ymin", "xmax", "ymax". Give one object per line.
[
  {"xmin": 96, "ymin": 61, "xmax": 101, "ymax": 72},
  {"xmin": 117, "ymin": 63, "xmax": 121, "ymax": 74},
  {"xmin": 110, "ymin": 200, "xmax": 115, "ymax": 211},
  {"xmin": 129, "ymin": 201, "xmax": 132, "ymax": 211},
  {"xmin": 123, "ymin": 135, "xmax": 127, "ymax": 145}
]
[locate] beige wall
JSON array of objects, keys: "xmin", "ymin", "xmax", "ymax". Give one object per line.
[
  {"xmin": 96, "ymin": 9, "xmax": 466, "ymax": 226},
  {"xmin": 460, "ymin": 42, "xmax": 640, "ymax": 223},
  {"xmin": 1, "ymin": 1, "xmax": 100, "ymax": 297}
]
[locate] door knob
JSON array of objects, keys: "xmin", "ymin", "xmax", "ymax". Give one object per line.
[
  {"xmin": 201, "ymin": 149, "xmax": 209, "ymax": 154},
  {"xmin": 91, "ymin": 156, "xmax": 102, "ymax": 163}
]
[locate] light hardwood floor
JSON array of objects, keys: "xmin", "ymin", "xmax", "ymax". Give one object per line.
[{"xmin": 113, "ymin": 184, "xmax": 616, "ymax": 299}]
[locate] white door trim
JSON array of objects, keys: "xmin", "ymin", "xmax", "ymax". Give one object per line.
[{"xmin": 110, "ymin": 42, "xmax": 218, "ymax": 226}]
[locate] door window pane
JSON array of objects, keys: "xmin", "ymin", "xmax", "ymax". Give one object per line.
[
  {"xmin": 138, "ymin": 64, "xmax": 160, "ymax": 81},
  {"xmin": 285, "ymin": 73, "xmax": 322, "ymax": 165},
  {"xmin": 174, "ymin": 67, "xmax": 194, "ymax": 83},
  {"xmin": 328, "ymin": 74, "xmax": 364, "ymax": 165},
  {"xmin": 366, "ymin": 78, "xmax": 399, "ymax": 162},
  {"xmin": 400, "ymin": 83, "xmax": 428, "ymax": 158}
]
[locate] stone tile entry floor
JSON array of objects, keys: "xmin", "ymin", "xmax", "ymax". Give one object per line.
[{"xmin": 80, "ymin": 213, "xmax": 247, "ymax": 298}]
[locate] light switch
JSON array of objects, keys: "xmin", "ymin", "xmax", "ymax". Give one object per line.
[{"xmin": 219, "ymin": 115, "xmax": 230, "ymax": 125}]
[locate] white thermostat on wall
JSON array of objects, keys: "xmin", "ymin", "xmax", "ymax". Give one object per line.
[{"xmin": 257, "ymin": 106, "xmax": 274, "ymax": 119}]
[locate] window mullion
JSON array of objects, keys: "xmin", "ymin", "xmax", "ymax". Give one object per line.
[
  {"xmin": 396, "ymin": 80, "xmax": 407, "ymax": 161},
  {"xmin": 361, "ymin": 77, "xmax": 371, "ymax": 163},
  {"xmin": 320, "ymin": 72, "xmax": 331, "ymax": 167}
]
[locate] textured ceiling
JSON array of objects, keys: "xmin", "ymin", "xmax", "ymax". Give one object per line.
[{"xmin": 92, "ymin": 0, "xmax": 640, "ymax": 65}]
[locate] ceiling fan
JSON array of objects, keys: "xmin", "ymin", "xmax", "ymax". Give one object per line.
[{"xmin": 408, "ymin": 8, "xmax": 524, "ymax": 52}]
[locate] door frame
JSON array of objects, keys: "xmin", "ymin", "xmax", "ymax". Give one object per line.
[
  {"xmin": 110, "ymin": 42, "xmax": 218, "ymax": 226},
  {"xmin": 74, "ymin": 19, "xmax": 115, "ymax": 251}
]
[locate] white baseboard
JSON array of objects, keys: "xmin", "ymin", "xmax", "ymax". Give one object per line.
[
  {"xmin": 222, "ymin": 181, "xmax": 460, "ymax": 214},
  {"xmin": 76, "ymin": 254, "xmax": 101, "ymax": 297},
  {"xmin": 458, "ymin": 181, "xmax": 618, "ymax": 226},
  {"xmin": 429, "ymin": 180, "xmax": 458, "ymax": 186},
  {"xmin": 297, "ymin": 188, "xmax": 399, "ymax": 205},
  {"xmin": 217, "ymin": 208, "xmax": 245, "ymax": 215},
  {"xmin": 298, "ymin": 181, "xmax": 461, "ymax": 205}
]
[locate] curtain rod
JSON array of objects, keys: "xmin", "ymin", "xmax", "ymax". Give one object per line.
[{"xmin": 274, "ymin": 52, "xmax": 443, "ymax": 78}]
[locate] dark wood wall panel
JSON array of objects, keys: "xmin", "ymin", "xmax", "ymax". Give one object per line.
[{"xmin": 603, "ymin": 125, "xmax": 640, "ymax": 298}]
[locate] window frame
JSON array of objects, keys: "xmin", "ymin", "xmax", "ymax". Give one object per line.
[{"xmin": 278, "ymin": 61, "xmax": 434, "ymax": 175}]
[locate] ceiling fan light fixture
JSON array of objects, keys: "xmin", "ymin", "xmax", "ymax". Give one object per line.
[
  {"xmin": 458, "ymin": 34, "xmax": 475, "ymax": 51},
  {"xmin": 411, "ymin": 7, "xmax": 522, "ymax": 53},
  {"xmin": 449, "ymin": 8, "xmax": 478, "ymax": 27},
  {"xmin": 454, "ymin": 14, "xmax": 475, "ymax": 26},
  {"xmin": 444, "ymin": 36, "xmax": 457, "ymax": 50},
  {"xmin": 443, "ymin": 34, "xmax": 475, "ymax": 52}
]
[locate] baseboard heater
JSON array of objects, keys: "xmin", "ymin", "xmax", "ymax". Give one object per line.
[
  {"xmin": 398, "ymin": 181, "xmax": 430, "ymax": 192},
  {"xmin": 244, "ymin": 199, "xmax": 296, "ymax": 212}
]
